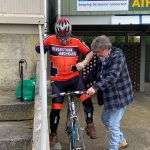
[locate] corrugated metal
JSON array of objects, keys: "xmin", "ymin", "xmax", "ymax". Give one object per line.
[{"xmin": 61, "ymin": 0, "xmax": 149, "ymax": 16}]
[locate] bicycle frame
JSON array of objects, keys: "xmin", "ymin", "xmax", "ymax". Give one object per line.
[
  {"xmin": 66, "ymin": 93, "xmax": 85, "ymax": 150},
  {"xmin": 49, "ymin": 91, "xmax": 85, "ymax": 150}
]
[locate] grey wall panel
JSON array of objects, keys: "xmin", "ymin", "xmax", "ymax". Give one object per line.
[
  {"xmin": 0, "ymin": 0, "xmax": 43, "ymax": 14},
  {"xmin": 0, "ymin": 0, "xmax": 44, "ymax": 24}
]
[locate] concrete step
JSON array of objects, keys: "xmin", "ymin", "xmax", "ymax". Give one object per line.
[
  {"xmin": 0, "ymin": 90, "xmax": 34, "ymax": 121},
  {"xmin": 0, "ymin": 120, "xmax": 33, "ymax": 150},
  {"xmin": 0, "ymin": 90, "xmax": 33, "ymax": 150}
]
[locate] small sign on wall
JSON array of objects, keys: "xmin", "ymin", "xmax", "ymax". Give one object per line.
[
  {"xmin": 77, "ymin": 0, "xmax": 129, "ymax": 11},
  {"xmin": 77, "ymin": 0, "xmax": 150, "ymax": 11}
]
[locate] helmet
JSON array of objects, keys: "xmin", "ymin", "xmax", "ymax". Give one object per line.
[{"xmin": 55, "ymin": 18, "xmax": 72, "ymax": 40}]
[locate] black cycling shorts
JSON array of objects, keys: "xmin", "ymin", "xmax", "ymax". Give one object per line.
[{"xmin": 51, "ymin": 75, "xmax": 90, "ymax": 109}]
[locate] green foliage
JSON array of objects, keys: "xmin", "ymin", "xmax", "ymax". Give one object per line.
[
  {"xmin": 80, "ymin": 35, "xmax": 137, "ymax": 47},
  {"xmin": 114, "ymin": 36, "xmax": 125, "ymax": 44},
  {"xmin": 128, "ymin": 36, "xmax": 135, "ymax": 43},
  {"xmin": 81, "ymin": 36, "xmax": 96, "ymax": 45}
]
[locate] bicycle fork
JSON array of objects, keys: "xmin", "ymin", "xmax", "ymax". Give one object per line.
[{"xmin": 65, "ymin": 101, "xmax": 76, "ymax": 135}]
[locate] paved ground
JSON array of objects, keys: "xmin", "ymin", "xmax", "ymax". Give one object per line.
[{"xmin": 49, "ymin": 91, "xmax": 150, "ymax": 150}]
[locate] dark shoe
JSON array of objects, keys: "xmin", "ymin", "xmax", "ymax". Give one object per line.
[
  {"xmin": 49, "ymin": 133, "xmax": 58, "ymax": 146},
  {"xmin": 85, "ymin": 123, "xmax": 97, "ymax": 139},
  {"xmin": 118, "ymin": 141, "xmax": 128, "ymax": 149}
]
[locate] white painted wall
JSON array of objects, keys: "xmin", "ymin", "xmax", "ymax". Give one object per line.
[
  {"xmin": 0, "ymin": 0, "xmax": 44, "ymax": 90},
  {"xmin": 0, "ymin": 34, "xmax": 39, "ymax": 90}
]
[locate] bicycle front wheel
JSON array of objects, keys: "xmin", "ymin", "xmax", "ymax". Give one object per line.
[{"xmin": 69, "ymin": 118, "xmax": 85, "ymax": 150}]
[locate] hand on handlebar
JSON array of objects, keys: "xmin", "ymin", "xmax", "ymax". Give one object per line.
[
  {"xmin": 49, "ymin": 91, "xmax": 86, "ymax": 99},
  {"xmin": 86, "ymin": 87, "xmax": 96, "ymax": 96}
]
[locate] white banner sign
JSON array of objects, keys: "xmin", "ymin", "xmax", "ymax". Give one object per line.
[{"xmin": 77, "ymin": 0, "xmax": 129, "ymax": 11}]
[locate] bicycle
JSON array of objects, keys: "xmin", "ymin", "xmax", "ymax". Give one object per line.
[{"xmin": 49, "ymin": 91, "xmax": 86, "ymax": 150}]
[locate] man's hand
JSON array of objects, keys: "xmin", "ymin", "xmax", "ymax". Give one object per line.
[
  {"xmin": 76, "ymin": 62, "xmax": 85, "ymax": 71},
  {"xmin": 86, "ymin": 87, "xmax": 96, "ymax": 96},
  {"xmin": 76, "ymin": 58, "xmax": 89, "ymax": 71},
  {"xmin": 76, "ymin": 51, "xmax": 93, "ymax": 71}
]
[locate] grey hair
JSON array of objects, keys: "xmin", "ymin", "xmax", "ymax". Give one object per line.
[{"xmin": 91, "ymin": 35, "xmax": 112, "ymax": 51}]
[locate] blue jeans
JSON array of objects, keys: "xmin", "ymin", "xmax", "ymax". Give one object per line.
[{"xmin": 101, "ymin": 107, "xmax": 126, "ymax": 150}]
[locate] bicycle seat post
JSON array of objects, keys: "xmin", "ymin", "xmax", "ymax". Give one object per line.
[{"xmin": 67, "ymin": 96, "xmax": 73, "ymax": 117}]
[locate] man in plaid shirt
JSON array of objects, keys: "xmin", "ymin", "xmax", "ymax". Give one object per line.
[{"xmin": 86, "ymin": 35, "xmax": 134, "ymax": 150}]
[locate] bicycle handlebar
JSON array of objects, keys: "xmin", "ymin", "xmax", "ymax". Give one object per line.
[{"xmin": 48, "ymin": 91, "xmax": 86, "ymax": 99}]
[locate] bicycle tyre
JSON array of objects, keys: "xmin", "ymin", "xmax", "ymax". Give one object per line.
[
  {"xmin": 68, "ymin": 119, "xmax": 76, "ymax": 150},
  {"xmin": 75, "ymin": 119, "xmax": 85, "ymax": 150}
]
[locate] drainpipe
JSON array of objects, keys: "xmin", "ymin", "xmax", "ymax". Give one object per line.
[
  {"xmin": 44, "ymin": 0, "xmax": 48, "ymax": 35},
  {"xmin": 57, "ymin": 0, "xmax": 61, "ymax": 20}
]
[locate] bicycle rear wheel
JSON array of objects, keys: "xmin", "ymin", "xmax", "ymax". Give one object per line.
[{"xmin": 69, "ymin": 118, "xmax": 85, "ymax": 150}]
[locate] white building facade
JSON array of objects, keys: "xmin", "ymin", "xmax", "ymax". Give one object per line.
[{"xmin": 0, "ymin": 0, "xmax": 44, "ymax": 89}]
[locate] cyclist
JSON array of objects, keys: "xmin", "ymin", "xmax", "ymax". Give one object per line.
[{"xmin": 35, "ymin": 17, "xmax": 97, "ymax": 146}]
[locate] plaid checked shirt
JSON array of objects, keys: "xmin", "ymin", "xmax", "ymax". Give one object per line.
[{"xmin": 87, "ymin": 47, "xmax": 134, "ymax": 111}]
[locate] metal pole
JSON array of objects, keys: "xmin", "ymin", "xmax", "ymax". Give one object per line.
[
  {"xmin": 39, "ymin": 59, "xmax": 42, "ymax": 97},
  {"xmin": 39, "ymin": 24, "xmax": 48, "ymax": 150},
  {"xmin": 58, "ymin": 0, "xmax": 61, "ymax": 19},
  {"xmin": 21, "ymin": 65, "xmax": 23, "ymax": 101},
  {"xmin": 19, "ymin": 59, "xmax": 27, "ymax": 101}
]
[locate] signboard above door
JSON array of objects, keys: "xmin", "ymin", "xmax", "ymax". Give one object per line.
[{"xmin": 77, "ymin": 0, "xmax": 150, "ymax": 11}]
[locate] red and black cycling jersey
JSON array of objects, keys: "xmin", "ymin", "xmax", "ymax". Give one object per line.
[{"xmin": 43, "ymin": 35, "xmax": 91, "ymax": 81}]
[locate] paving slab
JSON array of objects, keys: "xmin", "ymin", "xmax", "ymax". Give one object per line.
[{"xmin": 0, "ymin": 120, "xmax": 33, "ymax": 150}]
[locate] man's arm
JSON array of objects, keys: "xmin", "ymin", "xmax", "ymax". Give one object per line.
[
  {"xmin": 35, "ymin": 36, "xmax": 50, "ymax": 54},
  {"xmin": 76, "ymin": 51, "xmax": 94, "ymax": 71},
  {"xmin": 83, "ymin": 51, "xmax": 94, "ymax": 66}
]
